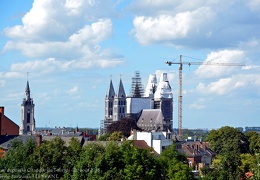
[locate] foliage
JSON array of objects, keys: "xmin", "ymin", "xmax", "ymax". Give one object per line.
[
  {"xmin": 159, "ymin": 143, "xmax": 194, "ymax": 180},
  {"xmin": 98, "ymin": 133, "xmax": 110, "ymax": 141},
  {"xmin": 0, "ymin": 138, "xmax": 38, "ymax": 176},
  {"xmin": 245, "ymin": 131, "xmax": 260, "ymax": 154},
  {"xmin": 109, "ymin": 131, "xmax": 124, "ymax": 141},
  {"xmin": 206, "ymin": 126, "xmax": 249, "ymax": 155},
  {"xmin": 106, "ymin": 117, "xmax": 142, "ymax": 137}
]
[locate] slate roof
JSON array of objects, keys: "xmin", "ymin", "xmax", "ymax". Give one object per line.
[
  {"xmin": 137, "ymin": 109, "xmax": 165, "ymax": 131},
  {"xmin": 106, "ymin": 80, "xmax": 115, "ymax": 99},
  {"xmin": 0, "ymin": 135, "xmax": 36, "ymax": 149},
  {"xmin": 116, "ymin": 78, "xmax": 126, "ymax": 98},
  {"xmin": 177, "ymin": 141, "xmax": 216, "ymax": 158}
]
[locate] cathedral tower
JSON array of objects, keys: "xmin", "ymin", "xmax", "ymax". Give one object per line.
[
  {"xmin": 113, "ymin": 78, "xmax": 126, "ymax": 121},
  {"xmin": 154, "ymin": 73, "xmax": 173, "ymax": 131},
  {"xmin": 103, "ymin": 79, "xmax": 115, "ymax": 132},
  {"xmin": 19, "ymin": 81, "xmax": 36, "ymax": 135}
]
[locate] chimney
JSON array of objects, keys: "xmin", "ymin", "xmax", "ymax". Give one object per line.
[
  {"xmin": 202, "ymin": 142, "xmax": 208, "ymax": 150},
  {"xmin": 36, "ymin": 134, "xmax": 42, "ymax": 147}
]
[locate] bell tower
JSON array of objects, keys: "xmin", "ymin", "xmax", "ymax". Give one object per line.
[{"xmin": 19, "ymin": 81, "xmax": 36, "ymax": 135}]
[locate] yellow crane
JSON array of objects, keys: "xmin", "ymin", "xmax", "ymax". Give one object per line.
[{"xmin": 166, "ymin": 55, "xmax": 245, "ymax": 139}]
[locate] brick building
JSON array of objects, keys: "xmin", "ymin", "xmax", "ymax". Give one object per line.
[{"xmin": 0, "ymin": 106, "xmax": 19, "ymax": 135}]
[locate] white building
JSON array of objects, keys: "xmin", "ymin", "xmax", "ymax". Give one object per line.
[{"xmin": 128, "ymin": 130, "xmax": 173, "ymax": 154}]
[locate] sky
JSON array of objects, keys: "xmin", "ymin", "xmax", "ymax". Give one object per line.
[{"xmin": 0, "ymin": 0, "xmax": 260, "ymax": 130}]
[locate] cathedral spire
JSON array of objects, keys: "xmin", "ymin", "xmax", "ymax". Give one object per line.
[
  {"xmin": 25, "ymin": 81, "xmax": 31, "ymax": 100},
  {"xmin": 106, "ymin": 79, "xmax": 115, "ymax": 99},
  {"xmin": 117, "ymin": 78, "xmax": 126, "ymax": 98}
]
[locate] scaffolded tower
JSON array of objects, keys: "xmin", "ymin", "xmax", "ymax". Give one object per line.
[{"xmin": 130, "ymin": 71, "xmax": 144, "ymax": 98}]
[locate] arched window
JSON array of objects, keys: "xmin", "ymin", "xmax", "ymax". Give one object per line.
[
  {"xmin": 27, "ymin": 125, "xmax": 30, "ymax": 132},
  {"xmin": 27, "ymin": 110, "xmax": 30, "ymax": 123}
]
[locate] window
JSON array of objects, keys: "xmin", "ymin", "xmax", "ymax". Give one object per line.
[{"xmin": 27, "ymin": 110, "xmax": 30, "ymax": 123}]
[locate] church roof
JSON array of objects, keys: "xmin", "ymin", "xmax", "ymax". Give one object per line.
[
  {"xmin": 26, "ymin": 81, "xmax": 30, "ymax": 93},
  {"xmin": 116, "ymin": 78, "xmax": 126, "ymax": 98},
  {"xmin": 137, "ymin": 109, "xmax": 165, "ymax": 131},
  {"xmin": 106, "ymin": 79, "xmax": 115, "ymax": 99}
]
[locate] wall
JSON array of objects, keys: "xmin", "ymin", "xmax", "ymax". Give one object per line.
[{"xmin": 0, "ymin": 107, "xmax": 19, "ymax": 135}]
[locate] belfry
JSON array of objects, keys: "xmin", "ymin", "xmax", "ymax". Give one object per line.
[{"xmin": 19, "ymin": 81, "xmax": 36, "ymax": 135}]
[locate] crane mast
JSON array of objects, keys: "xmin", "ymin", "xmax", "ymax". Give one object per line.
[
  {"xmin": 166, "ymin": 55, "xmax": 244, "ymax": 139},
  {"xmin": 178, "ymin": 55, "xmax": 183, "ymax": 139}
]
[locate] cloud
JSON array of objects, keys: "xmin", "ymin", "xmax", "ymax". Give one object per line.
[
  {"xmin": 132, "ymin": 7, "xmax": 214, "ymax": 46},
  {"xmin": 67, "ymin": 86, "xmax": 79, "ymax": 95},
  {"xmin": 0, "ymin": 80, "xmax": 5, "ymax": 87},
  {"xmin": 189, "ymin": 98, "xmax": 207, "ymax": 110},
  {"xmin": 196, "ymin": 74, "xmax": 260, "ymax": 95},
  {"xmin": 8, "ymin": 57, "xmax": 123, "ymax": 76},
  {"xmin": 130, "ymin": 1, "xmax": 260, "ymax": 49},
  {"xmin": 2, "ymin": 0, "xmax": 123, "ymax": 70},
  {"xmin": 195, "ymin": 50, "xmax": 245, "ymax": 78}
]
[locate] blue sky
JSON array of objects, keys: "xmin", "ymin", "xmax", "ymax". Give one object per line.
[{"xmin": 1, "ymin": 0, "xmax": 260, "ymax": 130}]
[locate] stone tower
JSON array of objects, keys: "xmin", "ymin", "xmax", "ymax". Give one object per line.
[
  {"xmin": 113, "ymin": 78, "xmax": 126, "ymax": 121},
  {"xmin": 154, "ymin": 73, "xmax": 173, "ymax": 131},
  {"xmin": 104, "ymin": 79, "xmax": 115, "ymax": 131},
  {"xmin": 19, "ymin": 81, "xmax": 36, "ymax": 135}
]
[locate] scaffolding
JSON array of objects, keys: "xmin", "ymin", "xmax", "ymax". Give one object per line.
[{"xmin": 130, "ymin": 71, "xmax": 144, "ymax": 98}]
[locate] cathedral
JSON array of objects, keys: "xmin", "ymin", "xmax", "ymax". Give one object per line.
[
  {"xmin": 101, "ymin": 71, "xmax": 173, "ymax": 135},
  {"xmin": 19, "ymin": 81, "xmax": 36, "ymax": 135}
]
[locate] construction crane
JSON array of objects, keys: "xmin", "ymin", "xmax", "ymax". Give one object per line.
[{"xmin": 166, "ymin": 55, "xmax": 245, "ymax": 139}]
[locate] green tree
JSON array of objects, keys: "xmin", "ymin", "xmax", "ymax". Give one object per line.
[
  {"xmin": 0, "ymin": 138, "xmax": 38, "ymax": 176},
  {"xmin": 98, "ymin": 133, "xmax": 110, "ymax": 141},
  {"xmin": 64, "ymin": 137, "xmax": 83, "ymax": 179},
  {"xmin": 120, "ymin": 141, "xmax": 162, "ymax": 180},
  {"xmin": 35, "ymin": 137, "xmax": 68, "ymax": 178},
  {"xmin": 72, "ymin": 143, "xmax": 105, "ymax": 179},
  {"xmin": 206, "ymin": 126, "xmax": 249, "ymax": 155},
  {"xmin": 107, "ymin": 117, "xmax": 142, "ymax": 137},
  {"xmin": 109, "ymin": 131, "xmax": 124, "ymax": 141},
  {"xmin": 246, "ymin": 131, "xmax": 260, "ymax": 154},
  {"xmin": 159, "ymin": 143, "xmax": 193, "ymax": 180}
]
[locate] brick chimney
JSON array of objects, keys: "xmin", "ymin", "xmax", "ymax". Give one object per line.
[{"xmin": 36, "ymin": 134, "xmax": 42, "ymax": 147}]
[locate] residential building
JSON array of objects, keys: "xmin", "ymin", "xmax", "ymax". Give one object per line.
[
  {"xmin": 0, "ymin": 106, "xmax": 19, "ymax": 135},
  {"xmin": 128, "ymin": 130, "xmax": 173, "ymax": 154},
  {"xmin": 176, "ymin": 139, "xmax": 216, "ymax": 170}
]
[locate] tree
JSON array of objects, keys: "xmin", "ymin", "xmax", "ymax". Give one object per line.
[
  {"xmin": 159, "ymin": 143, "xmax": 194, "ymax": 180},
  {"xmin": 120, "ymin": 141, "xmax": 162, "ymax": 179},
  {"xmin": 206, "ymin": 126, "xmax": 249, "ymax": 155},
  {"xmin": 246, "ymin": 131, "xmax": 260, "ymax": 154},
  {"xmin": 64, "ymin": 137, "xmax": 83, "ymax": 179},
  {"xmin": 0, "ymin": 138, "xmax": 38, "ymax": 176},
  {"xmin": 98, "ymin": 133, "xmax": 110, "ymax": 141},
  {"xmin": 107, "ymin": 117, "xmax": 142, "ymax": 137},
  {"xmin": 35, "ymin": 137, "xmax": 68, "ymax": 178},
  {"xmin": 109, "ymin": 131, "xmax": 124, "ymax": 141},
  {"xmin": 72, "ymin": 142, "xmax": 105, "ymax": 179}
]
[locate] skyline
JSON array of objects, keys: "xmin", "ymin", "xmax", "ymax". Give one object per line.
[{"xmin": 0, "ymin": 0, "xmax": 260, "ymax": 129}]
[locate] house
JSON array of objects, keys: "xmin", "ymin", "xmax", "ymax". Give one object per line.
[
  {"xmin": 176, "ymin": 139, "xmax": 216, "ymax": 170},
  {"xmin": 0, "ymin": 107, "xmax": 19, "ymax": 135},
  {"xmin": 0, "ymin": 135, "xmax": 37, "ymax": 156},
  {"xmin": 128, "ymin": 130, "xmax": 173, "ymax": 154}
]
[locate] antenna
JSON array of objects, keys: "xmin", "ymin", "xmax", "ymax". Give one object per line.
[{"xmin": 26, "ymin": 72, "xmax": 30, "ymax": 81}]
